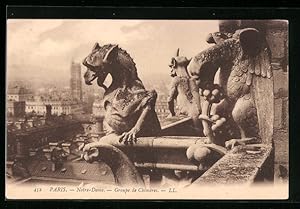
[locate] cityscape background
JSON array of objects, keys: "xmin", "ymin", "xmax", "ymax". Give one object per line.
[
  {"xmin": 7, "ymin": 20, "xmax": 220, "ymax": 120},
  {"xmin": 7, "ymin": 20, "xmax": 219, "ymax": 88},
  {"xmin": 6, "ymin": 20, "xmax": 288, "ymax": 187}
]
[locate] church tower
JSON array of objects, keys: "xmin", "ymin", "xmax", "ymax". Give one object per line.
[{"xmin": 70, "ymin": 60, "xmax": 82, "ymax": 102}]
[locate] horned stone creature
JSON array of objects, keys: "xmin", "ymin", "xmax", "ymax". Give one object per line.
[
  {"xmin": 167, "ymin": 48, "xmax": 202, "ymax": 132},
  {"xmin": 81, "ymin": 44, "xmax": 162, "ymax": 186},
  {"xmin": 167, "ymin": 49, "xmax": 230, "ymax": 144},
  {"xmin": 187, "ymin": 28, "xmax": 274, "ymax": 148},
  {"xmin": 83, "ymin": 43, "xmax": 161, "ymax": 144}
]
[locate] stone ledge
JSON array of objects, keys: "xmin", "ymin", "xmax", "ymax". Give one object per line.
[{"xmin": 191, "ymin": 144, "xmax": 273, "ymax": 186}]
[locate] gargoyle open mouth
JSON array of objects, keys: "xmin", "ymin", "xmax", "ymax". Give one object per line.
[
  {"xmin": 84, "ymin": 67, "xmax": 109, "ymax": 91},
  {"xmin": 85, "ymin": 73, "xmax": 98, "ymax": 85}
]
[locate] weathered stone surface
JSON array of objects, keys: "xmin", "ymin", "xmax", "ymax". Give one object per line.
[
  {"xmin": 266, "ymin": 28, "xmax": 288, "ymax": 60},
  {"xmin": 274, "ymin": 70, "xmax": 288, "ymax": 95},
  {"xmin": 187, "ymin": 27, "xmax": 274, "ymax": 145},
  {"xmin": 192, "ymin": 145, "xmax": 273, "ymax": 185},
  {"xmin": 274, "ymin": 98, "xmax": 283, "ymax": 129}
]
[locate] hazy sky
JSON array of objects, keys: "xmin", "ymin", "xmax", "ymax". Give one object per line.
[{"xmin": 7, "ymin": 19, "xmax": 219, "ymax": 83}]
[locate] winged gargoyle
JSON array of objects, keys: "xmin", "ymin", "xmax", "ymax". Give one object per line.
[{"xmin": 187, "ymin": 28, "xmax": 274, "ymax": 148}]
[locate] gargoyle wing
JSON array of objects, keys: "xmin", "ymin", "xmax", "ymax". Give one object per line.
[
  {"xmin": 251, "ymin": 45, "xmax": 274, "ymax": 144},
  {"xmin": 238, "ymin": 29, "xmax": 274, "ymax": 144}
]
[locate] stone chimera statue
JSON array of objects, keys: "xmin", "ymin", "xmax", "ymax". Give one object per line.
[
  {"xmin": 167, "ymin": 48, "xmax": 202, "ymax": 132},
  {"xmin": 82, "ymin": 43, "xmax": 161, "ymax": 145},
  {"xmin": 187, "ymin": 28, "xmax": 274, "ymax": 148},
  {"xmin": 80, "ymin": 43, "xmax": 162, "ymax": 186}
]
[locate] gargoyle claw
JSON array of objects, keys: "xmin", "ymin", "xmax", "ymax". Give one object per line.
[
  {"xmin": 225, "ymin": 137, "xmax": 257, "ymax": 150},
  {"xmin": 225, "ymin": 139, "xmax": 245, "ymax": 150},
  {"xmin": 119, "ymin": 129, "xmax": 138, "ymax": 145}
]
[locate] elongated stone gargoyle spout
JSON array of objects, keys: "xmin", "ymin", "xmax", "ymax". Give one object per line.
[
  {"xmin": 81, "ymin": 43, "xmax": 161, "ymax": 186},
  {"xmin": 187, "ymin": 28, "xmax": 274, "ymax": 148}
]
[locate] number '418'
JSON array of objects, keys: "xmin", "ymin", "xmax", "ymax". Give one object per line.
[{"xmin": 34, "ymin": 188, "xmax": 42, "ymax": 192}]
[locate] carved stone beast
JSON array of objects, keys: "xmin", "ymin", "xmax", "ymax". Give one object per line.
[
  {"xmin": 80, "ymin": 43, "xmax": 162, "ymax": 186},
  {"xmin": 187, "ymin": 28, "xmax": 274, "ymax": 148},
  {"xmin": 83, "ymin": 43, "xmax": 161, "ymax": 144}
]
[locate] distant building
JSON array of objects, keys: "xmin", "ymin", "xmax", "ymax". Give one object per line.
[
  {"xmin": 155, "ymin": 93, "xmax": 182, "ymax": 121},
  {"xmin": 6, "ymin": 116, "xmax": 83, "ymax": 162},
  {"xmin": 155, "ymin": 94, "xmax": 171, "ymax": 120},
  {"xmin": 7, "ymin": 86, "xmax": 32, "ymax": 102},
  {"xmin": 7, "ymin": 101, "xmax": 26, "ymax": 117},
  {"xmin": 25, "ymin": 99, "xmax": 83, "ymax": 116},
  {"xmin": 82, "ymin": 119, "xmax": 105, "ymax": 140},
  {"xmin": 25, "ymin": 101, "xmax": 46, "ymax": 115},
  {"xmin": 70, "ymin": 61, "xmax": 82, "ymax": 102},
  {"xmin": 92, "ymin": 99, "xmax": 105, "ymax": 118}
]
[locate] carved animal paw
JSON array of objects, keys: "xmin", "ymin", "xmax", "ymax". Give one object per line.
[
  {"xmin": 225, "ymin": 137, "xmax": 257, "ymax": 150},
  {"xmin": 225, "ymin": 139, "xmax": 246, "ymax": 149},
  {"xmin": 119, "ymin": 128, "xmax": 139, "ymax": 145},
  {"xmin": 199, "ymin": 114, "xmax": 226, "ymax": 129},
  {"xmin": 199, "ymin": 114, "xmax": 227, "ymax": 144},
  {"xmin": 204, "ymin": 137, "xmax": 212, "ymax": 144},
  {"xmin": 210, "ymin": 115, "xmax": 226, "ymax": 131},
  {"xmin": 201, "ymin": 84, "xmax": 225, "ymax": 104}
]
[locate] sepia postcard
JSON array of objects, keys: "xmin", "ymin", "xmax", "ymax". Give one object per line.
[{"xmin": 5, "ymin": 19, "xmax": 289, "ymax": 199}]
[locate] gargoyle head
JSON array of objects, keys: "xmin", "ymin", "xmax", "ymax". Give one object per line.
[
  {"xmin": 187, "ymin": 28, "xmax": 267, "ymax": 89},
  {"xmin": 168, "ymin": 48, "xmax": 191, "ymax": 77},
  {"xmin": 82, "ymin": 43, "xmax": 118, "ymax": 90}
]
